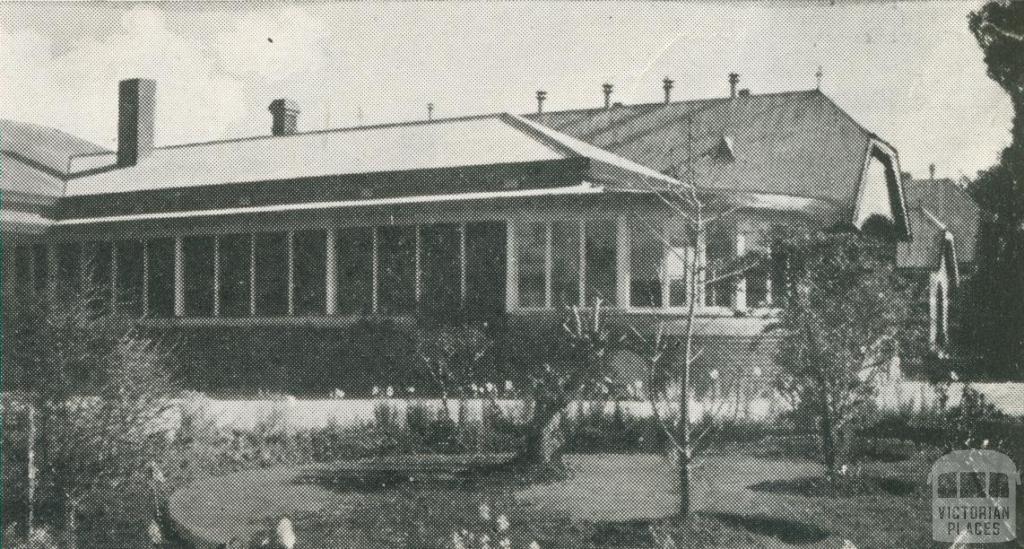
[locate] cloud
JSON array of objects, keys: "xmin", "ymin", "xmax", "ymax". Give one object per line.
[{"xmin": 0, "ymin": 6, "xmax": 246, "ymax": 147}]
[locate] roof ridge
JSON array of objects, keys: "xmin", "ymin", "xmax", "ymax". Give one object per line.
[{"xmin": 525, "ymin": 89, "xmax": 820, "ymax": 118}]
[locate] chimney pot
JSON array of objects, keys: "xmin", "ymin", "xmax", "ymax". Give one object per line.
[
  {"xmin": 662, "ymin": 76, "xmax": 674, "ymax": 104},
  {"xmin": 929, "ymin": 163, "xmax": 936, "ymax": 180},
  {"xmin": 536, "ymin": 90, "xmax": 547, "ymax": 114},
  {"xmin": 269, "ymin": 98, "xmax": 301, "ymax": 136},
  {"xmin": 117, "ymin": 78, "xmax": 157, "ymax": 167},
  {"xmin": 728, "ymin": 73, "xmax": 740, "ymax": 98},
  {"xmin": 602, "ymin": 83, "xmax": 614, "ymax": 109}
]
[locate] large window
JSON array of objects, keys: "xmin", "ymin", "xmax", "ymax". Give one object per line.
[
  {"xmin": 294, "ymin": 230, "xmax": 326, "ymax": 315},
  {"xmin": 115, "ymin": 240, "xmax": 145, "ymax": 317},
  {"xmin": 55, "ymin": 242, "xmax": 81, "ymax": 296},
  {"xmin": 705, "ymin": 223, "xmax": 736, "ymax": 307},
  {"xmin": 32, "ymin": 244, "xmax": 48, "ymax": 293},
  {"xmin": 147, "ymin": 238, "xmax": 175, "ymax": 317},
  {"xmin": 630, "ymin": 223, "xmax": 662, "ymax": 307},
  {"xmin": 517, "ymin": 222, "xmax": 547, "ymax": 307},
  {"xmin": 584, "ymin": 221, "xmax": 617, "ymax": 306},
  {"xmin": 83, "ymin": 241, "xmax": 112, "ymax": 314},
  {"xmin": 465, "ymin": 222, "xmax": 506, "ymax": 318},
  {"xmin": 254, "ymin": 232, "xmax": 289, "ymax": 316},
  {"xmin": 378, "ymin": 226, "xmax": 416, "ymax": 313},
  {"xmin": 551, "ymin": 221, "xmax": 580, "ymax": 307},
  {"xmin": 335, "ymin": 227, "xmax": 374, "ymax": 314},
  {"xmin": 219, "ymin": 234, "xmax": 252, "ymax": 317},
  {"xmin": 420, "ymin": 224, "xmax": 462, "ymax": 313},
  {"xmin": 184, "ymin": 236, "xmax": 215, "ymax": 317}
]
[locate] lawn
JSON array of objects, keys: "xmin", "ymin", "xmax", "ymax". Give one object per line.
[{"xmin": 166, "ymin": 442, "xmax": 1015, "ymax": 549}]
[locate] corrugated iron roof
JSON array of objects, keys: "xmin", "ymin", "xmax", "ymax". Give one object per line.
[
  {"xmin": 525, "ymin": 90, "xmax": 872, "ymax": 206},
  {"xmin": 903, "ymin": 178, "xmax": 981, "ymax": 263}
]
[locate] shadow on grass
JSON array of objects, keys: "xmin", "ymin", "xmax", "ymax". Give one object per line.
[
  {"xmin": 705, "ymin": 512, "xmax": 830, "ymax": 544},
  {"xmin": 748, "ymin": 475, "xmax": 920, "ymax": 498}
]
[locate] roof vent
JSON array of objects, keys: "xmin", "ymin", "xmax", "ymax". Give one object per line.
[
  {"xmin": 602, "ymin": 83, "xmax": 614, "ymax": 109},
  {"xmin": 268, "ymin": 99, "xmax": 301, "ymax": 136},
  {"xmin": 662, "ymin": 77, "xmax": 674, "ymax": 104},
  {"xmin": 728, "ymin": 73, "xmax": 740, "ymax": 98}
]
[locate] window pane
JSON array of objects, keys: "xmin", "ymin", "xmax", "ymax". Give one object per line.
[
  {"xmin": 666, "ymin": 222, "xmax": 694, "ymax": 307},
  {"xmin": 56, "ymin": 242, "xmax": 81, "ymax": 297},
  {"xmin": 551, "ymin": 221, "xmax": 580, "ymax": 307},
  {"xmin": 336, "ymin": 227, "xmax": 373, "ymax": 315},
  {"xmin": 115, "ymin": 240, "xmax": 145, "ymax": 317},
  {"xmin": 517, "ymin": 222, "xmax": 547, "ymax": 308},
  {"xmin": 465, "ymin": 221, "xmax": 506, "ymax": 318},
  {"xmin": 705, "ymin": 224, "xmax": 735, "ymax": 307},
  {"xmin": 630, "ymin": 223, "xmax": 662, "ymax": 307},
  {"xmin": 378, "ymin": 226, "xmax": 416, "ymax": 314},
  {"xmin": 937, "ymin": 472, "xmax": 957, "ymax": 498},
  {"xmin": 743, "ymin": 226, "xmax": 774, "ymax": 308},
  {"xmin": 83, "ymin": 241, "xmax": 112, "ymax": 314},
  {"xmin": 294, "ymin": 230, "xmax": 326, "ymax": 316},
  {"xmin": 14, "ymin": 245, "xmax": 32, "ymax": 294},
  {"xmin": 147, "ymin": 238, "xmax": 175, "ymax": 318},
  {"xmin": 960, "ymin": 472, "xmax": 986, "ymax": 498},
  {"xmin": 254, "ymin": 232, "xmax": 289, "ymax": 316},
  {"xmin": 219, "ymin": 234, "xmax": 251, "ymax": 317},
  {"xmin": 184, "ymin": 236, "xmax": 215, "ymax": 317},
  {"xmin": 585, "ymin": 221, "xmax": 617, "ymax": 306},
  {"xmin": 421, "ymin": 224, "xmax": 462, "ymax": 313},
  {"xmin": 32, "ymin": 244, "xmax": 48, "ymax": 293},
  {"xmin": 990, "ymin": 473, "xmax": 1010, "ymax": 498}
]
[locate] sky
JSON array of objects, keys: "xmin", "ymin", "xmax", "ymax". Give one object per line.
[{"xmin": 0, "ymin": 1, "xmax": 1013, "ymax": 180}]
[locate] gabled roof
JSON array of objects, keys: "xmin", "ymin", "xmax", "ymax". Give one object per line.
[
  {"xmin": 525, "ymin": 90, "xmax": 873, "ymax": 207},
  {"xmin": 64, "ymin": 113, "xmax": 683, "ymax": 198},
  {"xmin": 903, "ymin": 177, "xmax": 981, "ymax": 264},
  {"xmin": 1, "ymin": 119, "xmax": 109, "ymax": 200},
  {"xmin": 897, "ymin": 206, "xmax": 959, "ymax": 286}
]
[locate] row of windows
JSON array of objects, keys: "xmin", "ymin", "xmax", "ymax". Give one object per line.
[
  {"xmin": 515, "ymin": 219, "xmax": 786, "ymax": 310},
  {"xmin": 11, "ymin": 222, "xmax": 506, "ymax": 318}
]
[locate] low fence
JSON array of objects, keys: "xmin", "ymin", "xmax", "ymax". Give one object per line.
[{"xmin": 178, "ymin": 381, "xmax": 1024, "ymax": 433}]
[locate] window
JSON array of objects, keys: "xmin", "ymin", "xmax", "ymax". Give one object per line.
[
  {"xmin": 254, "ymin": 232, "xmax": 289, "ymax": 316},
  {"xmin": 293, "ymin": 230, "xmax": 326, "ymax": 316},
  {"xmin": 960, "ymin": 472, "xmax": 986, "ymax": 498},
  {"xmin": 56, "ymin": 242, "xmax": 81, "ymax": 296},
  {"xmin": 421, "ymin": 224, "xmax": 462, "ymax": 313},
  {"xmin": 147, "ymin": 238, "xmax": 175, "ymax": 317},
  {"xmin": 630, "ymin": 223, "xmax": 663, "ymax": 307},
  {"xmin": 32, "ymin": 244, "xmax": 48, "ymax": 293},
  {"xmin": 219, "ymin": 234, "xmax": 251, "ymax": 317},
  {"xmin": 378, "ymin": 226, "xmax": 416, "ymax": 314},
  {"xmin": 743, "ymin": 227, "xmax": 774, "ymax": 308},
  {"xmin": 584, "ymin": 221, "xmax": 617, "ymax": 306},
  {"xmin": 14, "ymin": 245, "xmax": 32, "ymax": 293},
  {"xmin": 666, "ymin": 222, "xmax": 693, "ymax": 307},
  {"xmin": 465, "ymin": 221, "xmax": 506, "ymax": 318},
  {"xmin": 990, "ymin": 473, "xmax": 1010, "ymax": 498},
  {"xmin": 83, "ymin": 241, "xmax": 112, "ymax": 314},
  {"xmin": 183, "ymin": 236, "xmax": 215, "ymax": 317},
  {"xmin": 517, "ymin": 222, "xmax": 547, "ymax": 307},
  {"xmin": 551, "ymin": 221, "xmax": 580, "ymax": 307},
  {"xmin": 937, "ymin": 472, "xmax": 957, "ymax": 498},
  {"xmin": 115, "ymin": 240, "xmax": 145, "ymax": 317},
  {"xmin": 705, "ymin": 224, "xmax": 736, "ymax": 307},
  {"xmin": 336, "ymin": 227, "xmax": 374, "ymax": 315}
]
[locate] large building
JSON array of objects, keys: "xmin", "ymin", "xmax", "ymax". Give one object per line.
[{"xmin": 1, "ymin": 77, "xmax": 912, "ymax": 395}]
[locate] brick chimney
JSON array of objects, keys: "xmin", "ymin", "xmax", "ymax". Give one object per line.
[
  {"xmin": 117, "ymin": 79, "xmax": 156, "ymax": 167},
  {"xmin": 728, "ymin": 73, "xmax": 740, "ymax": 98},
  {"xmin": 268, "ymin": 99, "xmax": 301, "ymax": 136}
]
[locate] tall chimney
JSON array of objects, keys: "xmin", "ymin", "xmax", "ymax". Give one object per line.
[
  {"xmin": 728, "ymin": 73, "xmax": 740, "ymax": 98},
  {"xmin": 268, "ymin": 99, "xmax": 301, "ymax": 136},
  {"xmin": 602, "ymin": 83, "xmax": 614, "ymax": 109},
  {"xmin": 662, "ymin": 77, "xmax": 674, "ymax": 104},
  {"xmin": 929, "ymin": 163, "xmax": 936, "ymax": 180},
  {"xmin": 117, "ymin": 78, "xmax": 156, "ymax": 167},
  {"xmin": 536, "ymin": 90, "xmax": 547, "ymax": 114}
]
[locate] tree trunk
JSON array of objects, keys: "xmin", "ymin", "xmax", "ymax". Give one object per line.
[
  {"xmin": 677, "ymin": 376, "xmax": 692, "ymax": 517},
  {"xmin": 27, "ymin": 404, "xmax": 36, "ymax": 539},
  {"xmin": 519, "ymin": 402, "xmax": 563, "ymax": 465},
  {"xmin": 819, "ymin": 393, "xmax": 837, "ymax": 498}
]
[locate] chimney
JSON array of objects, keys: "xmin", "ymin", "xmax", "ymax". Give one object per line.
[
  {"xmin": 738, "ymin": 88, "xmax": 751, "ymax": 97},
  {"xmin": 728, "ymin": 73, "xmax": 740, "ymax": 98},
  {"xmin": 427, "ymin": 103, "xmax": 435, "ymax": 121},
  {"xmin": 268, "ymin": 99, "xmax": 301, "ymax": 136},
  {"xmin": 929, "ymin": 163, "xmax": 936, "ymax": 180},
  {"xmin": 117, "ymin": 79, "xmax": 156, "ymax": 167},
  {"xmin": 662, "ymin": 77, "xmax": 674, "ymax": 104},
  {"xmin": 536, "ymin": 90, "xmax": 547, "ymax": 114},
  {"xmin": 602, "ymin": 83, "xmax": 614, "ymax": 109}
]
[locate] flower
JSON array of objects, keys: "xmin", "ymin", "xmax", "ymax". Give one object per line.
[
  {"xmin": 496, "ymin": 514, "xmax": 511, "ymax": 532},
  {"xmin": 452, "ymin": 531, "xmax": 467, "ymax": 549},
  {"xmin": 386, "ymin": 386, "xmax": 395, "ymax": 398},
  {"xmin": 499, "ymin": 538, "xmax": 512, "ymax": 549},
  {"xmin": 486, "ymin": 382, "xmax": 496, "ymax": 394},
  {"xmin": 372, "ymin": 386, "xmax": 380, "ymax": 397},
  {"xmin": 839, "ymin": 464, "xmax": 848, "ymax": 476},
  {"xmin": 709, "ymin": 369, "xmax": 720, "ymax": 381},
  {"xmin": 529, "ymin": 542, "xmax": 542, "ymax": 549},
  {"xmin": 479, "ymin": 502, "xmax": 492, "ymax": 521},
  {"xmin": 407, "ymin": 386, "xmax": 415, "ymax": 394},
  {"xmin": 752, "ymin": 366, "xmax": 762, "ymax": 377},
  {"xmin": 505, "ymin": 380, "xmax": 514, "ymax": 392}
]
